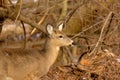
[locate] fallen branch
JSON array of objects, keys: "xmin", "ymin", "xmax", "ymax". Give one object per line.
[
  {"xmin": 0, "ymin": 6, "xmax": 46, "ymax": 33},
  {"xmin": 89, "ymin": 12, "xmax": 114, "ymax": 56}
]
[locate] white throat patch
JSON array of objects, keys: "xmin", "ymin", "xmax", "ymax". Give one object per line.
[
  {"xmin": 56, "ymin": 47, "xmax": 60, "ymax": 51},
  {"xmin": 5, "ymin": 77, "xmax": 13, "ymax": 80}
]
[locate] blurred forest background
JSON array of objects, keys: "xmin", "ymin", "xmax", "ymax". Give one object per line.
[{"xmin": 0, "ymin": 0, "xmax": 120, "ymax": 80}]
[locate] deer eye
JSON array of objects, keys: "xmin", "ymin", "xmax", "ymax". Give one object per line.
[{"xmin": 59, "ymin": 35, "xmax": 63, "ymax": 38}]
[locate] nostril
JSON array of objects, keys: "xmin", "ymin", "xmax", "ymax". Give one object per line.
[
  {"xmin": 71, "ymin": 42, "xmax": 77, "ymax": 46},
  {"xmin": 72, "ymin": 42, "xmax": 75, "ymax": 45}
]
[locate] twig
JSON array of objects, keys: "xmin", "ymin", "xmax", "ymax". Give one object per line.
[
  {"xmin": 64, "ymin": 47, "xmax": 74, "ymax": 63},
  {"xmin": 30, "ymin": 9, "xmax": 49, "ymax": 35},
  {"xmin": 89, "ymin": 12, "xmax": 113, "ymax": 56},
  {"xmin": 72, "ymin": 20, "xmax": 104, "ymax": 39},
  {"xmin": 15, "ymin": 0, "xmax": 22, "ymax": 23},
  {"xmin": 21, "ymin": 21, "xmax": 26, "ymax": 48},
  {"xmin": 8, "ymin": 0, "xmax": 15, "ymax": 8},
  {"xmin": 57, "ymin": 0, "xmax": 67, "ymax": 26},
  {"xmin": 65, "ymin": 0, "xmax": 89, "ymax": 24}
]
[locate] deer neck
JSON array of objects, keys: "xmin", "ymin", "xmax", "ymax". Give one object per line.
[{"xmin": 43, "ymin": 38, "xmax": 60, "ymax": 67}]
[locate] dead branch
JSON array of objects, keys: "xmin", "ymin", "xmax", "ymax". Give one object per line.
[
  {"xmin": 72, "ymin": 20, "xmax": 104, "ymax": 39},
  {"xmin": 21, "ymin": 21, "xmax": 26, "ymax": 48},
  {"xmin": 0, "ymin": 6, "xmax": 46, "ymax": 33},
  {"xmin": 14, "ymin": 0, "xmax": 22, "ymax": 23},
  {"xmin": 89, "ymin": 12, "xmax": 114, "ymax": 56},
  {"xmin": 8, "ymin": 12, "xmax": 46, "ymax": 33},
  {"xmin": 65, "ymin": 0, "xmax": 89, "ymax": 24},
  {"xmin": 30, "ymin": 9, "xmax": 49, "ymax": 35}
]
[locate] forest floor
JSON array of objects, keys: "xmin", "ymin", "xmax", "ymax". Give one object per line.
[{"xmin": 40, "ymin": 50, "xmax": 120, "ymax": 80}]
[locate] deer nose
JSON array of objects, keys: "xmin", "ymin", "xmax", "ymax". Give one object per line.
[
  {"xmin": 70, "ymin": 41, "xmax": 76, "ymax": 46},
  {"xmin": 72, "ymin": 42, "xmax": 76, "ymax": 45},
  {"xmin": 72, "ymin": 42, "xmax": 77, "ymax": 46}
]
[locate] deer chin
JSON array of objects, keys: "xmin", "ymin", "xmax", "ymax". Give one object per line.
[{"xmin": 56, "ymin": 47, "xmax": 60, "ymax": 51}]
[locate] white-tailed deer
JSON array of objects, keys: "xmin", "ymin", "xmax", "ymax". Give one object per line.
[{"xmin": 0, "ymin": 23, "xmax": 73, "ymax": 80}]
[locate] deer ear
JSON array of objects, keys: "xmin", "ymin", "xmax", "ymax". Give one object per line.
[
  {"xmin": 46, "ymin": 24, "xmax": 53, "ymax": 34},
  {"xmin": 58, "ymin": 23, "xmax": 63, "ymax": 31}
]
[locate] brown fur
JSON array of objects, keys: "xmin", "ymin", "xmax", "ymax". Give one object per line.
[{"xmin": 0, "ymin": 24, "xmax": 73, "ymax": 80}]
